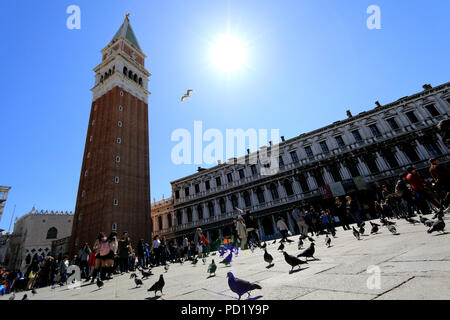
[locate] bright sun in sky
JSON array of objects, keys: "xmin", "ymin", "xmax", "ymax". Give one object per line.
[{"xmin": 211, "ymin": 34, "xmax": 247, "ymax": 73}]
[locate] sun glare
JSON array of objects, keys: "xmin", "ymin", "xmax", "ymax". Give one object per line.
[{"xmin": 211, "ymin": 34, "xmax": 246, "ymax": 73}]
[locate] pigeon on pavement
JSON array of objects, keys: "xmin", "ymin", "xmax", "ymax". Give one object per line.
[
  {"xmin": 207, "ymin": 259, "xmax": 217, "ymax": 276},
  {"xmin": 263, "ymin": 249, "xmax": 274, "ymax": 266},
  {"xmin": 387, "ymin": 224, "xmax": 398, "ymax": 235},
  {"xmin": 370, "ymin": 221, "xmax": 380, "ymax": 234},
  {"xmin": 297, "ymin": 243, "xmax": 316, "ymax": 260},
  {"xmin": 220, "ymin": 252, "xmax": 233, "ymax": 266},
  {"xmin": 427, "ymin": 217, "xmax": 445, "ymax": 234},
  {"xmin": 130, "ymin": 273, "xmax": 143, "ymax": 287},
  {"xmin": 352, "ymin": 226, "xmax": 361, "ymax": 240},
  {"xmin": 283, "ymin": 251, "xmax": 307, "ymax": 272},
  {"xmin": 96, "ymin": 278, "xmax": 104, "ymax": 289},
  {"xmin": 227, "ymin": 272, "xmax": 262, "ymax": 300},
  {"xmin": 325, "ymin": 235, "xmax": 331, "ymax": 247},
  {"xmin": 277, "ymin": 242, "xmax": 285, "ymax": 251},
  {"xmin": 148, "ymin": 275, "xmax": 165, "ymax": 297}
]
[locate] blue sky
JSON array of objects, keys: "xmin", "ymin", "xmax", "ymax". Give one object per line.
[{"xmin": 0, "ymin": 0, "xmax": 449, "ymax": 230}]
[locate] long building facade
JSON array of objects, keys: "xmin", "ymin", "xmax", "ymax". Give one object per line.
[
  {"xmin": 154, "ymin": 82, "xmax": 450, "ymax": 243},
  {"xmin": 70, "ymin": 15, "xmax": 152, "ymax": 256}
]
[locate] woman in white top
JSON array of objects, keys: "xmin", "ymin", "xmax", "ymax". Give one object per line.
[
  {"xmin": 151, "ymin": 235, "xmax": 162, "ymax": 266},
  {"xmin": 276, "ymin": 216, "xmax": 289, "ymax": 243}
]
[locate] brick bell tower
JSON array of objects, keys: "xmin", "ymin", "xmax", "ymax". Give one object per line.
[{"xmin": 70, "ymin": 15, "xmax": 151, "ymax": 256}]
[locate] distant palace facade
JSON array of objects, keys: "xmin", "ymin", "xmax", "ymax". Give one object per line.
[{"xmin": 152, "ymin": 82, "xmax": 450, "ymax": 243}]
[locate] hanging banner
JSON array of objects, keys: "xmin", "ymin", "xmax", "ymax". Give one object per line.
[{"xmin": 318, "ymin": 185, "xmax": 333, "ymax": 199}]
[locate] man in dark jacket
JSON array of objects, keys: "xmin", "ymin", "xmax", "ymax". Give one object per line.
[
  {"xmin": 429, "ymin": 158, "xmax": 450, "ymax": 206},
  {"xmin": 345, "ymin": 195, "xmax": 362, "ymax": 227},
  {"xmin": 333, "ymin": 197, "xmax": 350, "ymax": 230},
  {"xmin": 118, "ymin": 232, "xmax": 132, "ymax": 273},
  {"xmin": 244, "ymin": 210, "xmax": 261, "ymax": 247}
]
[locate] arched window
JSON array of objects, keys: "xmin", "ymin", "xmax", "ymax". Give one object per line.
[
  {"xmin": 133, "ymin": 74, "xmax": 138, "ymax": 82},
  {"xmin": 128, "ymin": 70, "xmax": 133, "ymax": 79},
  {"xmin": 100, "ymin": 75, "xmax": 104, "ymax": 83},
  {"xmin": 187, "ymin": 208, "xmax": 193, "ymax": 222},
  {"xmin": 123, "ymin": 66, "xmax": 128, "ymax": 75},
  {"xmin": 256, "ymin": 187, "xmax": 265, "ymax": 204},
  {"xmin": 243, "ymin": 191, "xmax": 251, "ymax": 207},
  {"xmin": 283, "ymin": 179, "xmax": 294, "ymax": 196},
  {"xmin": 46, "ymin": 227, "xmax": 58, "ymax": 239},
  {"xmin": 197, "ymin": 205, "xmax": 203, "ymax": 220},
  {"xmin": 270, "ymin": 183, "xmax": 280, "ymax": 200},
  {"xmin": 208, "ymin": 202, "xmax": 215, "ymax": 216},
  {"xmin": 112, "ymin": 66, "xmax": 115, "ymax": 73},
  {"xmin": 139, "ymin": 78, "xmax": 142, "ymax": 86},
  {"xmin": 219, "ymin": 198, "xmax": 226, "ymax": 214}
]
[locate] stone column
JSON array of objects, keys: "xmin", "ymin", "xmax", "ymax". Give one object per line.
[
  {"xmin": 291, "ymin": 177, "xmax": 302, "ymax": 195},
  {"xmin": 214, "ymin": 199, "xmax": 220, "ymax": 216},
  {"xmin": 340, "ymin": 163, "xmax": 352, "ymax": 180},
  {"xmin": 237, "ymin": 192, "xmax": 245, "ymax": 209},
  {"xmin": 277, "ymin": 180, "xmax": 287, "ymax": 198},
  {"xmin": 375, "ymin": 152, "xmax": 389, "ymax": 171},
  {"xmin": 415, "ymin": 139, "xmax": 430, "ymax": 160},
  {"xmin": 394, "ymin": 146, "xmax": 409, "ymax": 166},
  {"xmin": 218, "ymin": 228, "xmax": 223, "ymax": 239},
  {"xmin": 263, "ymin": 185, "xmax": 271, "ymax": 202},
  {"xmin": 257, "ymin": 218, "xmax": 265, "ymax": 239},
  {"xmin": 250, "ymin": 189, "xmax": 259, "ymax": 206},
  {"xmin": 306, "ymin": 172, "xmax": 317, "ymax": 190},
  {"xmin": 322, "ymin": 168, "xmax": 333, "ymax": 184}
]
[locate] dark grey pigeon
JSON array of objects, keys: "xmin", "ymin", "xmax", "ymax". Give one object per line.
[
  {"xmin": 263, "ymin": 249, "xmax": 273, "ymax": 266},
  {"xmin": 277, "ymin": 242, "xmax": 285, "ymax": 251},
  {"xmin": 22, "ymin": 294, "xmax": 29, "ymax": 300},
  {"xmin": 130, "ymin": 273, "xmax": 143, "ymax": 287},
  {"xmin": 370, "ymin": 222, "xmax": 379, "ymax": 234},
  {"xmin": 148, "ymin": 274, "xmax": 165, "ymax": 296},
  {"xmin": 283, "ymin": 251, "xmax": 307, "ymax": 272},
  {"xmin": 297, "ymin": 243, "xmax": 316, "ymax": 260},
  {"xmin": 227, "ymin": 272, "xmax": 262, "ymax": 300},
  {"xmin": 96, "ymin": 278, "xmax": 104, "ymax": 289},
  {"xmin": 298, "ymin": 238, "xmax": 304, "ymax": 250}
]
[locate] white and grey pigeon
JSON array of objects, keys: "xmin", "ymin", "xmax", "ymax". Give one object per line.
[
  {"xmin": 298, "ymin": 238, "xmax": 304, "ymax": 250},
  {"xmin": 325, "ymin": 234, "xmax": 331, "ymax": 247},
  {"xmin": 352, "ymin": 226, "xmax": 361, "ymax": 240},
  {"xmin": 130, "ymin": 273, "xmax": 143, "ymax": 287},
  {"xmin": 387, "ymin": 224, "xmax": 398, "ymax": 235},
  {"xmin": 164, "ymin": 264, "xmax": 169, "ymax": 273},
  {"xmin": 427, "ymin": 217, "xmax": 445, "ymax": 234}
]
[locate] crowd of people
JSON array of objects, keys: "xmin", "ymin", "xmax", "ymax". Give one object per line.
[{"xmin": 0, "ymin": 150, "xmax": 448, "ymax": 296}]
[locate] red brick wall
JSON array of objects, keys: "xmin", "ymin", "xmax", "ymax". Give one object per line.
[{"xmin": 70, "ymin": 86, "xmax": 151, "ymax": 255}]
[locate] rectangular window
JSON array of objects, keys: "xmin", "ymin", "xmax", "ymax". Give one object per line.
[
  {"xmin": 215, "ymin": 176, "xmax": 222, "ymax": 187},
  {"xmin": 386, "ymin": 118, "xmax": 399, "ymax": 130},
  {"xmin": 175, "ymin": 190, "xmax": 180, "ymax": 199},
  {"xmin": 319, "ymin": 141, "xmax": 329, "ymax": 153},
  {"xmin": 195, "ymin": 184, "xmax": 200, "ymax": 193},
  {"xmin": 279, "ymin": 155, "xmax": 285, "ymax": 167},
  {"xmin": 335, "ymin": 136, "xmax": 345, "ymax": 148},
  {"xmin": 238, "ymin": 169, "xmax": 245, "ymax": 179},
  {"xmin": 425, "ymin": 104, "xmax": 440, "ymax": 117},
  {"xmin": 250, "ymin": 165, "xmax": 258, "ymax": 175},
  {"xmin": 369, "ymin": 124, "xmax": 381, "ymax": 137},
  {"xmin": 205, "ymin": 180, "xmax": 210, "ymax": 190},
  {"xmin": 113, "ymin": 199, "xmax": 119, "ymax": 206},
  {"xmin": 116, "ymin": 138, "xmax": 121, "ymax": 144},
  {"xmin": 227, "ymin": 173, "xmax": 233, "ymax": 183},
  {"xmin": 352, "ymin": 130, "xmax": 363, "ymax": 143},
  {"xmin": 90, "ymin": 136, "xmax": 93, "ymax": 142},
  {"xmin": 290, "ymin": 151, "xmax": 299, "ymax": 163},
  {"xmin": 184, "ymin": 187, "xmax": 190, "ymax": 197},
  {"xmin": 297, "ymin": 174, "xmax": 309, "ymax": 192},
  {"xmin": 115, "ymin": 176, "xmax": 119, "ymax": 184},
  {"xmin": 304, "ymin": 146, "xmax": 314, "ymax": 158},
  {"xmin": 405, "ymin": 111, "xmax": 419, "ymax": 123}
]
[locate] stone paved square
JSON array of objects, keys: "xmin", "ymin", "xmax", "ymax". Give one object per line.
[{"xmin": 2, "ymin": 217, "xmax": 449, "ymax": 301}]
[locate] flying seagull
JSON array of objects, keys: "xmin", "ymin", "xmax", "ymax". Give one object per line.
[
  {"xmin": 181, "ymin": 89, "xmax": 194, "ymax": 103},
  {"xmin": 148, "ymin": 274, "xmax": 165, "ymax": 297},
  {"xmin": 227, "ymin": 272, "xmax": 262, "ymax": 300}
]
